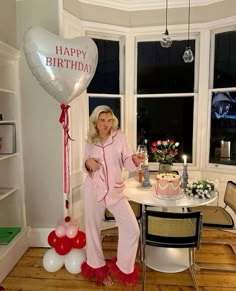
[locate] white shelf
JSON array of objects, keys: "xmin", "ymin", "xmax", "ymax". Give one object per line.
[
  {"xmin": 0, "ymin": 120, "xmax": 16, "ymax": 124},
  {"xmin": 0, "ymin": 227, "xmax": 26, "ymax": 255},
  {"xmin": 0, "ymin": 88, "xmax": 15, "ymax": 94},
  {"xmin": 0, "ymin": 153, "xmax": 17, "ymax": 161},
  {"xmin": 0, "ymin": 228, "xmax": 29, "ymax": 283},
  {"xmin": 0, "ymin": 40, "xmax": 27, "ymax": 283},
  {"xmin": 0, "ymin": 188, "xmax": 18, "ymax": 201}
]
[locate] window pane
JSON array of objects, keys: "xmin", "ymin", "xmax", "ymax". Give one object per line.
[
  {"xmin": 214, "ymin": 31, "xmax": 236, "ymax": 88},
  {"xmin": 137, "ymin": 40, "xmax": 195, "ymax": 94},
  {"xmin": 209, "ymin": 91, "xmax": 236, "ymax": 165},
  {"xmin": 87, "ymin": 39, "xmax": 120, "ymax": 94},
  {"xmin": 137, "ymin": 97, "xmax": 194, "ymax": 163},
  {"xmin": 89, "ymin": 96, "xmax": 121, "ymax": 126}
]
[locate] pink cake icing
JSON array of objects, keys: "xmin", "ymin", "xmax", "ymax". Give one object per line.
[{"xmin": 155, "ymin": 173, "xmax": 181, "ymax": 199}]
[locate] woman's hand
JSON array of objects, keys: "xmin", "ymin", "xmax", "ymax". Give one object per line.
[
  {"xmin": 132, "ymin": 154, "xmax": 146, "ymax": 167},
  {"xmin": 85, "ymin": 158, "xmax": 101, "ymax": 172}
]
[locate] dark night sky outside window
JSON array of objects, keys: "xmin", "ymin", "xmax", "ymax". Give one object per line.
[
  {"xmin": 214, "ymin": 31, "xmax": 236, "ymax": 88},
  {"xmin": 137, "ymin": 40, "xmax": 195, "ymax": 94},
  {"xmin": 87, "ymin": 39, "xmax": 121, "ymax": 126},
  {"xmin": 137, "ymin": 97, "xmax": 194, "ymax": 163},
  {"xmin": 87, "ymin": 39, "xmax": 120, "ymax": 94},
  {"xmin": 89, "ymin": 97, "xmax": 121, "ymax": 125}
]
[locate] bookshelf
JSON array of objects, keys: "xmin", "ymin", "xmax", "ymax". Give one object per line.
[{"xmin": 0, "ymin": 41, "xmax": 29, "ymax": 283}]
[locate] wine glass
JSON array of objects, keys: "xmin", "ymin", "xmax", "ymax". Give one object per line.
[{"xmin": 137, "ymin": 145, "xmax": 147, "ymax": 162}]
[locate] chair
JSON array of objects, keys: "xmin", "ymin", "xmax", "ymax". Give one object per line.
[
  {"xmin": 142, "ymin": 210, "xmax": 202, "ymax": 291},
  {"xmin": 188, "ymin": 180, "xmax": 236, "ymax": 271},
  {"xmin": 101, "ymin": 200, "xmax": 142, "ymax": 260}
]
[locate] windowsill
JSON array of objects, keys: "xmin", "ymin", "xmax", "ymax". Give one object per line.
[{"xmin": 209, "ymin": 158, "xmax": 236, "ymax": 166}]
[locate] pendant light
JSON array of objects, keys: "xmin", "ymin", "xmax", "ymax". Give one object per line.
[
  {"xmin": 183, "ymin": 0, "xmax": 194, "ymax": 63},
  {"xmin": 160, "ymin": 0, "xmax": 172, "ymax": 48}
]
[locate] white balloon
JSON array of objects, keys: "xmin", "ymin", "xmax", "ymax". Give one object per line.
[
  {"xmin": 23, "ymin": 25, "xmax": 98, "ymax": 104},
  {"xmin": 43, "ymin": 248, "xmax": 64, "ymax": 272},
  {"xmin": 64, "ymin": 248, "xmax": 86, "ymax": 274}
]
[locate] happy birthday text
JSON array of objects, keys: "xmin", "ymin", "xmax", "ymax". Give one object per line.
[{"xmin": 45, "ymin": 45, "xmax": 93, "ymax": 73}]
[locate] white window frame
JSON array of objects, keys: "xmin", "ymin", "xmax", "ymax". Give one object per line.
[{"xmin": 134, "ymin": 33, "xmax": 200, "ymax": 170}]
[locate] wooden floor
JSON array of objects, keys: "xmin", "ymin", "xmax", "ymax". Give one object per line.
[{"xmin": 2, "ymin": 228, "xmax": 236, "ymax": 290}]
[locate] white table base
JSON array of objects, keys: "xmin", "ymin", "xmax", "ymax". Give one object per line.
[{"xmin": 145, "ymin": 245, "xmax": 189, "ymax": 273}]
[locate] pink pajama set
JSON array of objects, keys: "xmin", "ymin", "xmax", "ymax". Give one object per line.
[{"xmin": 81, "ymin": 129, "xmax": 140, "ymax": 285}]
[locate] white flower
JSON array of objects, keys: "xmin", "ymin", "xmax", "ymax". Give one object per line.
[{"xmin": 185, "ymin": 179, "xmax": 215, "ymax": 199}]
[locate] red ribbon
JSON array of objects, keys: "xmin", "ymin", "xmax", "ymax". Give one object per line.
[{"xmin": 59, "ymin": 104, "xmax": 72, "ymax": 215}]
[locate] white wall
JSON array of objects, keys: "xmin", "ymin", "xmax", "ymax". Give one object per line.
[
  {"xmin": 0, "ymin": 0, "xmax": 17, "ymax": 48},
  {"xmin": 16, "ymin": 0, "xmax": 64, "ymax": 228},
  {"xmin": 63, "ymin": 0, "xmax": 236, "ymax": 27}
]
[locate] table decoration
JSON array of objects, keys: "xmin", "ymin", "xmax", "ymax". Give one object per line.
[
  {"xmin": 184, "ymin": 180, "xmax": 215, "ymax": 199},
  {"xmin": 151, "ymin": 139, "xmax": 179, "ymax": 173}
]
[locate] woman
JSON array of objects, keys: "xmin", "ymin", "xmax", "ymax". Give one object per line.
[{"xmin": 81, "ymin": 105, "xmax": 145, "ymax": 286}]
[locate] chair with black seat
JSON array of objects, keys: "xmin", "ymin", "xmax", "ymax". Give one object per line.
[
  {"xmin": 142, "ymin": 210, "xmax": 202, "ymax": 291},
  {"xmin": 101, "ymin": 200, "xmax": 142, "ymax": 260},
  {"xmin": 188, "ymin": 180, "xmax": 236, "ymax": 271}
]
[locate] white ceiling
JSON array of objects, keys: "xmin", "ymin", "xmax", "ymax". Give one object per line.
[{"xmin": 78, "ymin": 0, "xmax": 223, "ymax": 11}]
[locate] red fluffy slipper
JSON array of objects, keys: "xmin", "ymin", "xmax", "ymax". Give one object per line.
[
  {"xmin": 108, "ymin": 257, "xmax": 139, "ymax": 286},
  {"xmin": 81, "ymin": 261, "xmax": 109, "ymax": 282}
]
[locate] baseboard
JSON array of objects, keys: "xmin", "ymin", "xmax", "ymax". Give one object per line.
[{"xmin": 28, "ymin": 227, "xmax": 54, "ymax": 247}]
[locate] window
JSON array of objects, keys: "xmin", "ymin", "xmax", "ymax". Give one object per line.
[
  {"xmin": 137, "ymin": 97, "xmax": 194, "ymax": 163},
  {"xmin": 209, "ymin": 29, "xmax": 236, "ymax": 166},
  {"xmin": 89, "ymin": 96, "xmax": 121, "ymax": 124},
  {"xmin": 86, "ymin": 37, "xmax": 124, "ymax": 127},
  {"xmin": 209, "ymin": 90, "xmax": 236, "ymax": 165},
  {"xmin": 137, "ymin": 40, "xmax": 195, "ymax": 94},
  {"xmin": 213, "ymin": 30, "xmax": 236, "ymax": 88},
  {"xmin": 136, "ymin": 39, "xmax": 196, "ymax": 164},
  {"xmin": 87, "ymin": 38, "xmax": 120, "ymax": 94}
]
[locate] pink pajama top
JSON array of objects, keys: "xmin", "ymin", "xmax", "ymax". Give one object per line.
[{"xmin": 83, "ymin": 129, "xmax": 137, "ymax": 206}]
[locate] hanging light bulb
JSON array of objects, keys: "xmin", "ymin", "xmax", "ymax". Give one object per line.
[
  {"xmin": 183, "ymin": 46, "xmax": 194, "ymax": 63},
  {"xmin": 160, "ymin": 0, "xmax": 172, "ymax": 48},
  {"xmin": 183, "ymin": 0, "xmax": 194, "ymax": 63}
]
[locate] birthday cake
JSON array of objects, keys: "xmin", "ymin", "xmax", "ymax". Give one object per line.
[{"xmin": 155, "ymin": 173, "xmax": 181, "ymax": 199}]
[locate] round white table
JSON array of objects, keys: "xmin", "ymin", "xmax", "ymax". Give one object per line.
[{"xmin": 124, "ymin": 177, "xmax": 218, "ymax": 273}]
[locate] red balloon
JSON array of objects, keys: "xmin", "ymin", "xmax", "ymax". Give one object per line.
[
  {"xmin": 55, "ymin": 236, "xmax": 72, "ymax": 255},
  {"xmin": 72, "ymin": 231, "xmax": 86, "ymax": 249},
  {"xmin": 48, "ymin": 230, "xmax": 58, "ymax": 247}
]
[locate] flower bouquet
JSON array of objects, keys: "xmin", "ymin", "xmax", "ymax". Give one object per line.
[
  {"xmin": 185, "ymin": 180, "xmax": 215, "ymax": 199},
  {"xmin": 151, "ymin": 139, "xmax": 179, "ymax": 165}
]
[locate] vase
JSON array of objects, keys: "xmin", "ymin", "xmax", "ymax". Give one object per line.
[{"xmin": 159, "ymin": 163, "xmax": 172, "ymax": 173}]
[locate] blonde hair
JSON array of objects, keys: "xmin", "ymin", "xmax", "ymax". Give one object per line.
[{"xmin": 87, "ymin": 105, "xmax": 119, "ymax": 144}]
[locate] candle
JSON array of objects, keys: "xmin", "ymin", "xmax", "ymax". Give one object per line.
[{"xmin": 183, "ymin": 155, "xmax": 187, "ymax": 165}]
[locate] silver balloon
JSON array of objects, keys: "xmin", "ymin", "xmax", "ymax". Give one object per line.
[{"xmin": 23, "ymin": 26, "xmax": 98, "ymax": 104}]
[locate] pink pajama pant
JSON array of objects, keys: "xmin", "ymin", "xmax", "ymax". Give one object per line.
[{"xmin": 83, "ymin": 189, "xmax": 140, "ymax": 274}]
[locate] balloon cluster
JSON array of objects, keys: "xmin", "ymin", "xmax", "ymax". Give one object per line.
[
  {"xmin": 43, "ymin": 218, "xmax": 86, "ymax": 274},
  {"xmin": 48, "ymin": 220, "xmax": 86, "ymax": 255}
]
